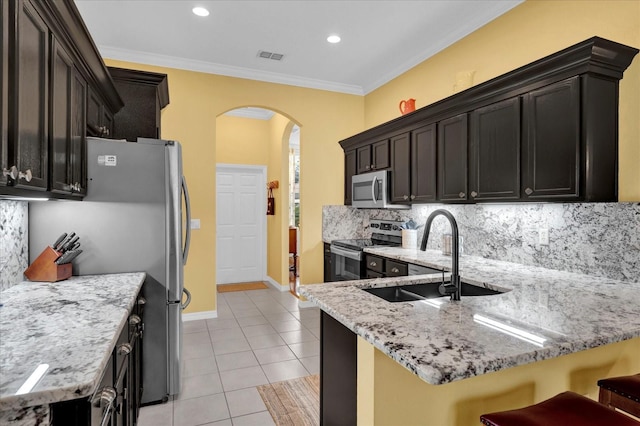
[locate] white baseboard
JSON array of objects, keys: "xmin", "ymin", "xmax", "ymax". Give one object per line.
[
  {"xmin": 298, "ymin": 299, "xmax": 316, "ymax": 309},
  {"xmin": 265, "ymin": 276, "xmax": 289, "ymax": 292},
  {"xmin": 183, "ymin": 310, "xmax": 217, "ymax": 321}
]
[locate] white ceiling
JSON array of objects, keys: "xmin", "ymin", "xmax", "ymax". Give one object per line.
[{"xmin": 75, "ymin": 1, "xmax": 523, "ymax": 95}]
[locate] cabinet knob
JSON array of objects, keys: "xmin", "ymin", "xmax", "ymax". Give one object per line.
[
  {"xmin": 129, "ymin": 314, "xmax": 141, "ymax": 326},
  {"xmin": 19, "ymin": 169, "xmax": 32, "ymax": 182},
  {"xmin": 370, "ymin": 164, "xmax": 375, "ymax": 169},
  {"xmin": 137, "ymin": 297, "xmax": 146, "ymax": 306},
  {"xmin": 391, "ymin": 267, "xmax": 400, "ymax": 273},
  {"xmin": 403, "ymin": 195, "xmax": 409, "ymax": 200},
  {"xmin": 2, "ymin": 166, "xmax": 18, "ymax": 180},
  {"xmin": 458, "ymin": 192, "xmax": 465, "ymax": 198},
  {"xmin": 369, "ymin": 261, "xmax": 377, "ymax": 267},
  {"xmin": 410, "ymin": 195, "xmax": 415, "ymax": 200},
  {"xmin": 471, "ymin": 191, "xmax": 478, "ymax": 198},
  {"xmin": 117, "ymin": 343, "xmax": 132, "ymax": 356},
  {"xmin": 70, "ymin": 182, "xmax": 82, "ymax": 192},
  {"xmin": 525, "ymin": 187, "xmax": 533, "ymax": 195},
  {"xmin": 92, "ymin": 386, "xmax": 116, "ymax": 408}
]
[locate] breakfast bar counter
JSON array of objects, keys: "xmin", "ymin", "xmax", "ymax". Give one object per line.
[{"xmin": 300, "ymin": 248, "xmax": 640, "ymax": 425}]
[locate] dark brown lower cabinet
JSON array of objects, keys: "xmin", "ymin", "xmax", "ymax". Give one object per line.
[
  {"xmin": 50, "ymin": 290, "xmax": 144, "ymax": 426},
  {"xmin": 321, "ymin": 311, "xmax": 357, "ymax": 426}
]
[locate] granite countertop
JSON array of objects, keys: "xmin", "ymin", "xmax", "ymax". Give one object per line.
[
  {"xmin": 300, "ymin": 247, "xmax": 640, "ymax": 385},
  {"xmin": 0, "ymin": 273, "xmax": 146, "ymax": 411}
]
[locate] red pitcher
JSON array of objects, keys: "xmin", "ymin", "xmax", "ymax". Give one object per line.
[{"xmin": 399, "ymin": 98, "xmax": 416, "ymax": 115}]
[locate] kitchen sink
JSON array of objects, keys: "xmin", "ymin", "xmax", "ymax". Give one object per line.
[{"xmin": 362, "ymin": 281, "xmax": 503, "ymax": 302}]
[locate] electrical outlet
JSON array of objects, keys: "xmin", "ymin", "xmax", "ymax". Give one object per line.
[
  {"xmin": 190, "ymin": 219, "xmax": 201, "ymax": 230},
  {"xmin": 538, "ymin": 228, "xmax": 549, "ymax": 246}
]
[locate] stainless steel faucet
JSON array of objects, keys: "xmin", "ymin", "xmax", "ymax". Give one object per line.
[{"xmin": 420, "ymin": 209, "xmax": 461, "ymax": 301}]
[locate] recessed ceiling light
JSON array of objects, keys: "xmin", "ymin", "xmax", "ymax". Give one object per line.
[
  {"xmin": 327, "ymin": 35, "xmax": 341, "ymax": 44},
  {"xmin": 192, "ymin": 6, "xmax": 210, "ymax": 17}
]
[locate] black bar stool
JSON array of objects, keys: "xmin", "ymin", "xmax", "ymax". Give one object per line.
[
  {"xmin": 480, "ymin": 391, "xmax": 640, "ymax": 426},
  {"xmin": 598, "ymin": 373, "xmax": 640, "ymax": 418}
]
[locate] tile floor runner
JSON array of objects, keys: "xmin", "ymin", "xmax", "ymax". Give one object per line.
[
  {"xmin": 257, "ymin": 374, "xmax": 320, "ymax": 426},
  {"xmin": 217, "ymin": 282, "xmax": 269, "ymax": 292}
]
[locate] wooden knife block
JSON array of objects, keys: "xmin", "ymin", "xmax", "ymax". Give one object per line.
[{"xmin": 24, "ymin": 246, "xmax": 72, "ymax": 282}]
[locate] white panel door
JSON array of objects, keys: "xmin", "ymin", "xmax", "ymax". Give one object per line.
[{"xmin": 216, "ymin": 165, "xmax": 265, "ymax": 284}]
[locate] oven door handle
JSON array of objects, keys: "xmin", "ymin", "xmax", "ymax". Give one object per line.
[{"xmin": 330, "ymin": 245, "xmax": 363, "ymax": 261}]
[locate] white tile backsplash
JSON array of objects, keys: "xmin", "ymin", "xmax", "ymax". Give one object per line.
[{"xmin": 323, "ymin": 202, "xmax": 640, "ymax": 283}]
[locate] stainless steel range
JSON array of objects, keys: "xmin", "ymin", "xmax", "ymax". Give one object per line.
[{"xmin": 329, "ymin": 220, "xmax": 403, "ymax": 282}]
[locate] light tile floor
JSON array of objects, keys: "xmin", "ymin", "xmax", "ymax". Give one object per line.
[{"xmin": 138, "ymin": 287, "xmax": 320, "ymax": 426}]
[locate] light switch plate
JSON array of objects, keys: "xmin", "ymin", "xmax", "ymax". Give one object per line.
[{"xmin": 190, "ymin": 219, "xmax": 201, "ymax": 230}]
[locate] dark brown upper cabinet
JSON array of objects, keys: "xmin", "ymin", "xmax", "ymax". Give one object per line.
[
  {"xmin": 9, "ymin": 0, "xmax": 49, "ymax": 192},
  {"xmin": 344, "ymin": 149, "xmax": 356, "ymax": 205},
  {"xmin": 109, "ymin": 67, "xmax": 169, "ymax": 142},
  {"xmin": 390, "ymin": 125, "xmax": 437, "ymax": 204},
  {"xmin": 357, "ymin": 139, "xmax": 390, "ymax": 174},
  {"xmin": 1, "ymin": 0, "xmax": 122, "ymax": 199},
  {"xmin": 523, "ymin": 77, "xmax": 580, "ymax": 200},
  {"xmin": 438, "ymin": 114, "xmax": 468, "ymax": 202},
  {"xmin": 339, "ymin": 37, "xmax": 638, "ymax": 205},
  {"xmin": 0, "ymin": 0, "xmax": 9, "ymax": 188},
  {"xmin": 50, "ymin": 36, "xmax": 87, "ymax": 197},
  {"xmin": 469, "ymin": 97, "xmax": 521, "ymax": 201},
  {"xmin": 87, "ymin": 85, "xmax": 113, "ymax": 138}
]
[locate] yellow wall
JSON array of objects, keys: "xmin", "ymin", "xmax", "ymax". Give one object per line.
[
  {"xmin": 105, "ymin": 59, "xmax": 363, "ymax": 314},
  {"xmin": 364, "ymin": 0, "xmax": 640, "ymax": 200},
  {"xmin": 358, "ymin": 336, "xmax": 640, "ymax": 426},
  {"xmin": 266, "ymin": 114, "xmax": 294, "ymax": 288},
  {"xmin": 216, "ymin": 115, "xmax": 270, "ymax": 165}
]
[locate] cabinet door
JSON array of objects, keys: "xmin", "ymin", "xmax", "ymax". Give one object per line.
[
  {"xmin": 469, "ymin": 98, "xmax": 521, "ymax": 201},
  {"xmin": 323, "ymin": 243, "xmax": 332, "ymax": 282},
  {"xmin": 344, "ymin": 149, "xmax": 356, "ymax": 205},
  {"xmin": 356, "ymin": 145, "xmax": 371, "ymax": 174},
  {"xmin": 371, "ymin": 139, "xmax": 390, "ymax": 170},
  {"xmin": 390, "ymin": 132, "xmax": 411, "ymax": 203},
  {"xmin": 411, "ymin": 124, "xmax": 437, "ymax": 202},
  {"xmin": 102, "ymin": 108, "xmax": 113, "ymax": 138},
  {"xmin": 12, "ymin": 0, "xmax": 49, "ymax": 190},
  {"xmin": 523, "ymin": 77, "xmax": 580, "ymax": 200},
  {"xmin": 86, "ymin": 86, "xmax": 101, "ymax": 136},
  {"xmin": 0, "ymin": 0, "xmax": 8, "ymax": 187},
  {"xmin": 50, "ymin": 37, "xmax": 73, "ymax": 194},
  {"xmin": 438, "ymin": 114, "xmax": 468, "ymax": 201},
  {"xmin": 69, "ymin": 67, "xmax": 87, "ymax": 196}
]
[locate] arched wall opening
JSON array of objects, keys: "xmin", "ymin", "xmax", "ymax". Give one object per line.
[{"xmin": 215, "ymin": 106, "xmax": 301, "ymax": 293}]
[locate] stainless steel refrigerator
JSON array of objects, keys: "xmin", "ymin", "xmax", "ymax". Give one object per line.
[{"xmin": 29, "ymin": 137, "xmax": 191, "ymax": 404}]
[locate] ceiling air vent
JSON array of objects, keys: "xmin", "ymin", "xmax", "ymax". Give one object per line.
[{"xmin": 257, "ymin": 50, "xmax": 285, "ymax": 61}]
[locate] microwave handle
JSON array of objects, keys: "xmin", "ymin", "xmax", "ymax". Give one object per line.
[{"xmin": 371, "ymin": 176, "xmax": 378, "ymax": 204}]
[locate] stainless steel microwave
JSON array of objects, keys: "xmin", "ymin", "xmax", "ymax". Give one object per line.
[{"xmin": 351, "ymin": 170, "xmax": 410, "ymax": 209}]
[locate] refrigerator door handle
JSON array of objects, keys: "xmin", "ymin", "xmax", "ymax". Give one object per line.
[
  {"xmin": 181, "ymin": 288, "xmax": 192, "ymax": 309},
  {"xmin": 182, "ymin": 175, "xmax": 192, "ymax": 265}
]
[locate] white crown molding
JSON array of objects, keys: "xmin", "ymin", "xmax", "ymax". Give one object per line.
[
  {"xmin": 99, "ymin": 45, "xmax": 364, "ymax": 96},
  {"xmin": 224, "ymin": 107, "xmax": 275, "ymax": 120}
]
